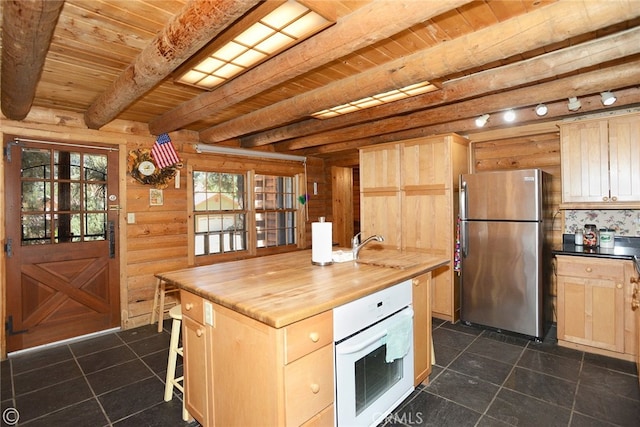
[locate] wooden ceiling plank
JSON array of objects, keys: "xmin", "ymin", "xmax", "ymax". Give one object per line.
[
  {"xmin": 1, "ymin": 0, "xmax": 65, "ymax": 120},
  {"xmin": 199, "ymin": 0, "xmax": 639, "ymax": 144},
  {"xmin": 244, "ymin": 26, "xmax": 640, "ymax": 148},
  {"xmin": 148, "ymin": 0, "xmax": 474, "ymax": 134},
  {"xmin": 83, "ymin": 0, "xmax": 260, "ymax": 129}
]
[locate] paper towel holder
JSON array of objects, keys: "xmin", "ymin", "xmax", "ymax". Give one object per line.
[{"xmin": 311, "ymin": 217, "xmax": 333, "ymax": 266}]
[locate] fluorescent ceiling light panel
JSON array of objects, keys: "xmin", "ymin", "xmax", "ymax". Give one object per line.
[
  {"xmin": 312, "ymin": 82, "xmax": 437, "ymax": 119},
  {"xmin": 177, "ymin": 0, "xmax": 331, "ymax": 90}
]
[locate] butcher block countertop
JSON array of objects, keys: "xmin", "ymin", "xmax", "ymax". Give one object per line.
[{"xmin": 155, "ymin": 249, "xmax": 449, "ymax": 328}]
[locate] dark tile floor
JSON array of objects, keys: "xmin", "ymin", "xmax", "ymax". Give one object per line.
[
  {"xmin": 382, "ymin": 319, "xmax": 640, "ymax": 427},
  {"xmin": 2, "ymin": 318, "xmax": 639, "ymax": 426},
  {"xmin": 1, "ymin": 320, "xmax": 197, "ymax": 427}
]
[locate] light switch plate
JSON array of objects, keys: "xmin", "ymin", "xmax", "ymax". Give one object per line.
[
  {"xmin": 204, "ymin": 301, "xmax": 213, "ymax": 326},
  {"xmin": 127, "ymin": 213, "xmax": 135, "ymax": 224}
]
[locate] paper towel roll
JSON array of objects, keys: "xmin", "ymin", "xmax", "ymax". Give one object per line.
[{"xmin": 312, "ymin": 220, "xmax": 333, "ymax": 265}]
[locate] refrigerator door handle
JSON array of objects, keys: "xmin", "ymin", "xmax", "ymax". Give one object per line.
[
  {"xmin": 461, "ymin": 220, "xmax": 468, "ymax": 258},
  {"xmin": 459, "ymin": 179, "xmax": 468, "ymax": 257},
  {"xmin": 460, "ymin": 179, "xmax": 467, "ymax": 220}
]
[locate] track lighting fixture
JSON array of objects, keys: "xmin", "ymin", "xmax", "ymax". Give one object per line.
[
  {"xmin": 475, "ymin": 114, "xmax": 489, "ymax": 127},
  {"xmin": 503, "ymin": 110, "xmax": 516, "ymax": 123},
  {"xmin": 600, "ymin": 91, "xmax": 617, "ymax": 106},
  {"xmin": 535, "ymin": 104, "xmax": 548, "ymax": 116},
  {"xmin": 567, "ymin": 97, "xmax": 581, "ymax": 111}
]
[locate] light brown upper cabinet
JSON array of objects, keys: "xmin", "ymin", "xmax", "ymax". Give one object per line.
[
  {"xmin": 360, "ymin": 134, "xmax": 469, "ymax": 322},
  {"xmin": 560, "ymin": 113, "xmax": 640, "ymax": 208}
]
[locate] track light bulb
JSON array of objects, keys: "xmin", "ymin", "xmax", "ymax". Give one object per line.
[
  {"xmin": 503, "ymin": 110, "xmax": 516, "ymax": 122},
  {"xmin": 475, "ymin": 114, "xmax": 489, "ymax": 127},
  {"xmin": 567, "ymin": 97, "xmax": 581, "ymax": 111},
  {"xmin": 600, "ymin": 91, "xmax": 616, "ymax": 106},
  {"xmin": 535, "ymin": 104, "xmax": 548, "ymax": 116}
]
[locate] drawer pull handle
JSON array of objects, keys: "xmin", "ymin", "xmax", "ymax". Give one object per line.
[
  {"xmin": 196, "ymin": 328, "xmax": 204, "ymax": 337},
  {"xmin": 585, "ymin": 267, "xmax": 592, "ymax": 273},
  {"xmin": 185, "ymin": 303, "xmax": 194, "ymax": 311},
  {"xmin": 616, "ymin": 283, "xmax": 623, "ymax": 289},
  {"xmin": 309, "ymin": 332, "xmax": 320, "ymax": 343},
  {"xmin": 310, "ymin": 383, "xmax": 320, "ymax": 394}
]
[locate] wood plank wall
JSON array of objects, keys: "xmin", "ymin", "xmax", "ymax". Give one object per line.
[{"xmin": 0, "ymin": 109, "xmax": 328, "ymax": 340}]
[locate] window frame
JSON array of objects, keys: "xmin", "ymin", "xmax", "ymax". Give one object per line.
[{"xmin": 187, "ymin": 161, "xmax": 306, "ymax": 266}]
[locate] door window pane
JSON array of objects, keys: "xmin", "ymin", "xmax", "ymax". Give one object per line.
[{"xmin": 20, "ymin": 147, "xmax": 108, "ymax": 245}]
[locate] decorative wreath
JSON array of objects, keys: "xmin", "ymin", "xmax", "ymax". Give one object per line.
[{"xmin": 127, "ymin": 148, "xmax": 180, "ymax": 189}]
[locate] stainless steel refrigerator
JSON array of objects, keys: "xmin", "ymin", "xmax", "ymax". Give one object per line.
[{"xmin": 459, "ymin": 169, "xmax": 551, "ymax": 340}]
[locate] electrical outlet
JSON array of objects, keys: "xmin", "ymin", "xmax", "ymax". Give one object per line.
[{"xmin": 205, "ymin": 301, "xmax": 214, "ymax": 326}]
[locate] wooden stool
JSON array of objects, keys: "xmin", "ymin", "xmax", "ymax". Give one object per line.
[
  {"xmin": 164, "ymin": 304, "xmax": 189, "ymax": 421},
  {"xmin": 150, "ymin": 278, "xmax": 180, "ymax": 333}
]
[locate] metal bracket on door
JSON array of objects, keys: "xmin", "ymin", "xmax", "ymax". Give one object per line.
[
  {"xmin": 4, "ymin": 238, "xmax": 12, "ymax": 258},
  {"xmin": 5, "ymin": 315, "xmax": 28, "ymax": 336}
]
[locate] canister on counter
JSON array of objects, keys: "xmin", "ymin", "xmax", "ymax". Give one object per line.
[
  {"xmin": 574, "ymin": 229, "xmax": 583, "ymax": 245},
  {"xmin": 583, "ymin": 224, "xmax": 598, "ymax": 248},
  {"xmin": 599, "ymin": 228, "xmax": 615, "ymax": 248}
]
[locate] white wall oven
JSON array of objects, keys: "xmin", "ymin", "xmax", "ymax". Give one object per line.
[{"xmin": 334, "ymin": 280, "xmax": 414, "ymax": 426}]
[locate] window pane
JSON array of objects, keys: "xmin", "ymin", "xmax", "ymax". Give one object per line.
[
  {"xmin": 21, "ymin": 148, "xmax": 50, "ymax": 179},
  {"xmin": 85, "ymin": 183, "xmax": 106, "ymax": 210},
  {"xmin": 84, "ymin": 153, "xmax": 107, "ymax": 181},
  {"xmin": 22, "ymin": 182, "xmax": 47, "ymax": 211}
]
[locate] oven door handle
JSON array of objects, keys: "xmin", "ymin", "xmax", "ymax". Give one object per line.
[{"xmin": 335, "ymin": 330, "xmax": 388, "ymax": 355}]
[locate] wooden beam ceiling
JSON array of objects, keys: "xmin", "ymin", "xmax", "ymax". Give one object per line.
[
  {"xmin": 1, "ymin": 0, "xmax": 639, "ymax": 160},
  {"xmin": 1, "ymin": 0, "xmax": 64, "ymax": 120}
]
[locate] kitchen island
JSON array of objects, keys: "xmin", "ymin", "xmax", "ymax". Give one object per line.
[{"xmin": 156, "ymin": 249, "xmax": 449, "ymax": 427}]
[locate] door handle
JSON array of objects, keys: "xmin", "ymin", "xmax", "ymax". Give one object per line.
[{"xmin": 108, "ymin": 221, "xmax": 116, "ymax": 258}]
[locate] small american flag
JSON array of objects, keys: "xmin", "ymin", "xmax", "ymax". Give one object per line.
[{"xmin": 151, "ymin": 133, "xmax": 180, "ymax": 169}]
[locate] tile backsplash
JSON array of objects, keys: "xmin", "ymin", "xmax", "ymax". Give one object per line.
[{"xmin": 564, "ymin": 209, "xmax": 640, "ymax": 236}]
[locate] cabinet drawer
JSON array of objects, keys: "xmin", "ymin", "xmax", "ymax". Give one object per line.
[
  {"xmin": 180, "ymin": 290, "xmax": 204, "ymax": 323},
  {"xmin": 284, "ymin": 310, "xmax": 333, "ymax": 364},
  {"xmin": 556, "ymin": 257, "xmax": 624, "ymax": 280},
  {"xmin": 285, "ymin": 344, "xmax": 334, "ymax": 427}
]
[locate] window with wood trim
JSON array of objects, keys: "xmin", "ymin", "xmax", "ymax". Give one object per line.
[
  {"xmin": 193, "ymin": 171, "xmax": 248, "ymax": 256},
  {"xmin": 254, "ymin": 174, "xmax": 297, "ymax": 248},
  {"xmin": 192, "ymin": 170, "xmax": 299, "ymax": 258}
]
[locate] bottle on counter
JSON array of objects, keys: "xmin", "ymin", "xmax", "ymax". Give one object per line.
[
  {"xmin": 583, "ymin": 224, "xmax": 598, "ymax": 248},
  {"xmin": 574, "ymin": 229, "xmax": 583, "ymax": 246}
]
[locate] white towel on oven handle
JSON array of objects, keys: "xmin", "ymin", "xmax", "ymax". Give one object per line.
[{"xmin": 384, "ymin": 308, "xmax": 413, "ymax": 363}]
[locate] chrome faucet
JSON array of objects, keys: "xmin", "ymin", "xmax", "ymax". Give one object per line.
[{"xmin": 352, "ymin": 232, "xmax": 385, "ymax": 259}]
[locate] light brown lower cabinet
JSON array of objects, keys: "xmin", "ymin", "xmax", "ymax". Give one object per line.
[
  {"xmin": 180, "ymin": 290, "xmax": 334, "ymax": 427},
  {"xmin": 556, "ymin": 256, "xmax": 637, "ymax": 361},
  {"xmin": 412, "ymin": 272, "xmax": 432, "ymax": 386}
]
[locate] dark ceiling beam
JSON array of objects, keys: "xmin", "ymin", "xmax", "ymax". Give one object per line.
[
  {"xmin": 243, "ymin": 26, "xmax": 640, "ymax": 148},
  {"xmin": 148, "ymin": 0, "xmax": 473, "ymax": 135},
  {"xmin": 198, "ymin": 0, "xmax": 640, "ymax": 143},
  {"xmin": 295, "ymin": 67, "xmax": 640, "ymax": 156},
  {"xmin": 1, "ymin": 0, "xmax": 64, "ymax": 120},
  {"xmin": 83, "ymin": 0, "xmax": 260, "ymax": 130}
]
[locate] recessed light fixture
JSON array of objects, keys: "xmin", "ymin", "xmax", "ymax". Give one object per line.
[
  {"xmin": 567, "ymin": 97, "xmax": 581, "ymax": 111},
  {"xmin": 311, "ymin": 81, "xmax": 437, "ymax": 119},
  {"xmin": 503, "ymin": 110, "xmax": 516, "ymax": 122},
  {"xmin": 535, "ymin": 104, "xmax": 548, "ymax": 116},
  {"xmin": 475, "ymin": 114, "xmax": 490, "ymax": 127},
  {"xmin": 600, "ymin": 91, "xmax": 617, "ymax": 106},
  {"xmin": 177, "ymin": 1, "xmax": 332, "ymax": 90}
]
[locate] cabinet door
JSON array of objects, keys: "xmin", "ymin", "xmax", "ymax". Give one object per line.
[
  {"xmin": 360, "ymin": 191, "xmax": 401, "ymax": 249},
  {"xmin": 557, "ymin": 274, "xmax": 625, "ymax": 353},
  {"xmin": 560, "ymin": 120, "xmax": 610, "ymax": 203},
  {"xmin": 412, "ymin": 273, "xmax": 431, "ymax": 386},
  {"xmin": 401, "ymin": 139, "xmax": 449, "ymax": 188},
  {"xmin": 608, "ymin": 115, "xmax": 640, "ymax": 202},
  {"xmin": 359, "ymin": 143, "xmax": 400, "ymax": 191},
  {"xmin": 182, "ymin": 315, "xmax": 210, "ymax": 425}
]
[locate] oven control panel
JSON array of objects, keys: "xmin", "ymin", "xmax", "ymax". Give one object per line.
[{"xmin": 333, "ymin": 280, "xmax": 412, "ymax": 341}]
